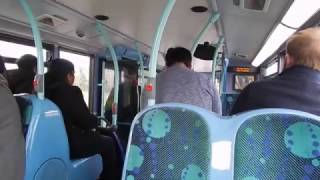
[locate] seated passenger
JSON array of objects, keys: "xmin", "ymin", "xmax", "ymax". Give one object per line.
[
  {"xmin": 8, "ymin": 54, "xmax": 37, "ymax": 94},
  {"xmin": 0, "ymin": 72, "xmax": 25, "ymax": 179},
  {"xmin": 231, "ymin": 27, "xmax": 320, "ymax": 115},
  {"xmin": 156, "ymin": 47, "xmax": 221, "ymax": 114},
  {"xmin": 45, "ymin": 59, "xmax": 121, "ymax": 180}
]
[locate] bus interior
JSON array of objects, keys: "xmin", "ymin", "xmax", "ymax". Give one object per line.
[{"xmin": 0, "ymin": 0, "xmax": 319, "ymax": 179}]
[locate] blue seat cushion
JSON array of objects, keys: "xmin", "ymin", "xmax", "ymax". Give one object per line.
[
  {"xmin": 124, "ymin": 107, "xmax": 211, "ymax": 179},
  {"xmin": 234, "ymin": 114, "xmax": 320, "ymax": 179}
]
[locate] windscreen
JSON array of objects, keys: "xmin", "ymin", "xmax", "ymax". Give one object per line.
[{"xmin": 234, "ymin": 74, "xmax": 255, "ymax": 91}]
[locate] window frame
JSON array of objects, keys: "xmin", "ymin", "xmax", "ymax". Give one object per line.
[{"xmin": 59, "ymin": 48, "xmax": 94, "ymax": 109}]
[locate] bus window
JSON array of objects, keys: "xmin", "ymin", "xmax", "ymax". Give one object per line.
[
  {"xmin": 0, "ymin": 40, "xmax": 47, "ymax": 60},
  {"xmin": 264, "ymin": 62, "xmax": 279, "ymax": 77},
  {"xmin": 59, "ymin": 50, "xmax": 91, "ymax": 105},
  {"xmin": 104, "ymin": 68, "xmax": 114, "ymax": 103},
  {"xmin": 4, "ymin": 63, "xmax": 18, "ymax": 70},
  {"xmin": 234, "ymin": 74, "xmax": 255, "ymax": 91}
]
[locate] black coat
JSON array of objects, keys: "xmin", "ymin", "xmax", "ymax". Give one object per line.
[
  {"xmin": 7, "ymin": 69, "xmax": 35, "ymax": 94},
  {"xmin": 231, "ymin": 66, "xmax": 320, "ymax": 116},
  {"xmin": 45, "ymin": 82, "xmax": 100, "ymax": 158}
]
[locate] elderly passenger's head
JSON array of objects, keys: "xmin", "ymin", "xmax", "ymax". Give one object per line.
[{"xmin": 285, "ymin": 27, "xmax": 320, "ymax": 70}]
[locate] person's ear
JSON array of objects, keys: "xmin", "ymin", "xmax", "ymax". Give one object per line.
[{"xmin": 285, "ymin": 53, "xmax": 295, "ymax": 69}]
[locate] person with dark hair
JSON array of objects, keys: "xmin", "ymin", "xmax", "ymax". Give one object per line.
[
  {"xmin": 156, "ymin": 47, "xmax": 221, "ymax": 113},
  {"xmin": 7, "ymin": 54, "xmax": 37, "ymax": 94},
  {"xmin": 45, "ymin": 59, "xmax": 121, "ymax": 180}
]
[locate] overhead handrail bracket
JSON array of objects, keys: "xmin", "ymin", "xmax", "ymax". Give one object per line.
[{"xmin": 191, "ymin": 12, "xmax": 220, "ymax": 55}]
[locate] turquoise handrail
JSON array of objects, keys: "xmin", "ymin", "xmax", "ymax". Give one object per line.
[
  {"xmin": 220, "ymin": 58, "xmax": 229, "ymax": 94},
  {"xmin": 191, "ymin": 12, "xmax": 220, "ymax": 55},
  {"xmin": 135, "ymin": 42, "xmax": 145, "ymax": 111},
  {"xmin": 147, "ymin": 0, "xmax": 176, "ymax": 107},
  {"xmin": 212, "ymin": 36, "xmax": 224, "ymax": 86},
  {"xmin": 149, "ymin": 0, "xmax": 176, "ymax": 78},
  {"xmin": 19, "ymin": 0, "xmax": 45, "ymax": 100},
  {"xmin": 96, "ymin": 22, "xmax": 119, "ymax": 127},
  {"xmin": 100, "ymin": 61, "xmax": 106, "ymax": 120}
]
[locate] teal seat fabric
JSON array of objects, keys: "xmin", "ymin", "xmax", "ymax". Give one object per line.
[
  {"xmin": 123, "ymin": 106, "xmax": 211, "ymax": 180},
  {"xmin": 234, "ymin": 113, "xmax": 320, "ymax": 179},
  {"xmin": 123, "ymin": 104, "xmax": 320, "ymax": 180}
]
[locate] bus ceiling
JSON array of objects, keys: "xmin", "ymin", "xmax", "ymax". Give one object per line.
[{"xmin": 0, "ymin": 0, "xmax": 318, "ymax": 68}]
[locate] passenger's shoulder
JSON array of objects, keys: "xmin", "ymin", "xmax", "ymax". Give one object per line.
[
  {"xmin": 195, "ymin": 72, "xmax": 212, "ymax": 84},
  {"xmin": 70, "ymin": 86, "xmax": 82, "ymax": 94},
  {"xmin": 252, "ymin": 77, "xmax": 280, "ymax": 87}
]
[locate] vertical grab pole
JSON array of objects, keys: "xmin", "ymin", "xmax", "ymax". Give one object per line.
[
  {"xmin": 96, "ymin": 22, "xmax": 119, "ymax": 128},
  {"xmin": 100, "ymin": 61, "xmax": 106, "ymax": 126},
  {"xmin": 220, "ymin": 58, "xmax": 229, "ymax": 95},
  {"xmin": 135, "ymin": 42, "xmax": 145, "ymax": 112},
  {"xmin": 19, "ymin": 0, "xmax": 45, "ymax": 100},
  {"xmin": 212, "ymin": 36, "xmax": 224, "ymax": 86},
  {"xmin": 147, "ymin": 0, "xmax": 176, "ymax": 107},
  {"xmin": 191, "ymin": 12, "xmax": 220, "ymax": 55}
]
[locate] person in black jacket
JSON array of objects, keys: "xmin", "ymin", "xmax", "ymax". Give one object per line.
[
  {"xmin": 105, "ymin": 68, "xmax": 138, "ymax": 123},
  {"xmin": 7, "ymin": 54, "xmax": 37, "ymax": 94},
  {"xmin": 45, "ymin": 59, "xmax": 121, "ymax": 180},
  {"xmin": 231, "ymin": 27, "xmax": 320, "ymax": 116}
]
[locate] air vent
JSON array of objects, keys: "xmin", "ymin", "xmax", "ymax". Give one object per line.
[
  {"xmin": 37, "ymin": 14, "xmax": 67, "ymax": 27},
  {"xmin": 233, "ymin": 0, "xmax": 271, "ymax": 12},
  {"xmin": 234, "ymin": 53, "xmax": 248, "ymax": 59},
  {"xmin": 191, "ymin": 6, "xmax": 208, "ymax": 13}
]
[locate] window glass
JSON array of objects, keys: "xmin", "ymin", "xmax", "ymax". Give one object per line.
[
  {"xmin": 5, "ymin": 63, "xmax": 18, "ymax": 70},
  {"xmin": 60, "ymin": 50, "xmax": 90, "ymax": 105},
  {"xmin": 104, "ymin": 68, "xmax": 115, "ymax": 103},
  {"xmin": 0, "ymin": 40, "xmax": 47, "ymax": 60},
  {"xmin": 234, "ymin": 75, "xmax": 255, "ymax": 91},
  {"xmin": 265, "ymin": 62, "xmax": 279, "ymax": 76}
]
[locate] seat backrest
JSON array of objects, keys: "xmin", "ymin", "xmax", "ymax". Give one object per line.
[
  {"xmin": 123, "ymin": 104, "xmax": 320, "ymax": 180},
  {"xmin": 15, "ymin": 95, "xmax": 33, "ymax": 135},
  {"xmin": 23, "ymin": 95, "xmax": 70, "ymax": 180},
  {"xmin": 23, "ymin": 95, "xmax": 102, "ymax": 180},
  {"xmin": 123, "ymin": 105, "xmax": 212, "ymax": 180},
  {"xmin": 233, "ymin": 110, "xmax": 320, "ymax": 179}
]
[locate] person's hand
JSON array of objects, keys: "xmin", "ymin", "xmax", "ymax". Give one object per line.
[{"xmin": 97, "ymin": 116, "xmax": 112, "ymax": 127}]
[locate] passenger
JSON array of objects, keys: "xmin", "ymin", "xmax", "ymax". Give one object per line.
[
  {"xmin": 0, "ymin": 69, "xmax": 25, "ymax": 179},
  {"xmin": 8, "ymin": 54, "xmax": 37, "ymax": 94},
  {"xmin": 105, "ymin": 68, "xmax": 138, "ymax": 123},
  {"xmin": 156, "ymin": 47, "xmax": 222, "ymax": 114},
  {"xmin": 45, "ymin": 59, "xmax": 121, "ymax": 180},
  {"xmin": 231, "ymin": 27, "xmax": 320, "ymax": 115}
]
